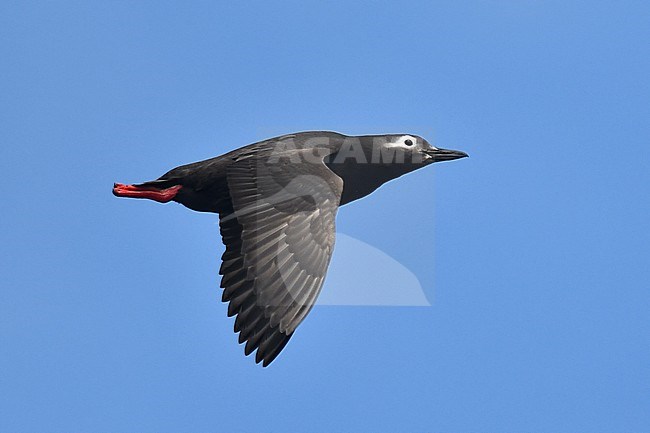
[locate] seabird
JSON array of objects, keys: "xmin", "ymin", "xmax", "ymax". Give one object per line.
[{"xmin": 113, "ymin": 131, "xmax": 467, "ymax": 366}]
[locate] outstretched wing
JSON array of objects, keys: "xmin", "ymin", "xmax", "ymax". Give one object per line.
[{"xmin": 218, "ymin": 148, "xmax": 343, "ymax": 366}]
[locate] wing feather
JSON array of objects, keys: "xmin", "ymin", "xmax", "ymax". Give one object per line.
[{"xmin": 217, "ymin": 147, "xmax": 343, "ymax": 365}]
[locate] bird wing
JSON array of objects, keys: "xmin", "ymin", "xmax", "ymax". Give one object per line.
[{"xmin": 218, "ymin": 148, "xmax": 343, "ymax": 366}]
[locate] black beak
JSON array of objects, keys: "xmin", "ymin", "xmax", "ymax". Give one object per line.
[{"xmin": 424, "ymin": 147, "xmax": 469, "ymax": 162}]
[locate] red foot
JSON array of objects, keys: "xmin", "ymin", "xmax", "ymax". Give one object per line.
[{"xmin": 113, "ymin": 183, "xmax": 182, "ymax": 203}]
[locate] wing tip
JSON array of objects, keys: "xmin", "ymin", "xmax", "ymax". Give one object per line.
[{"xmin": 235, "ymin": 324, "xmax": 293, "ymax": 367}]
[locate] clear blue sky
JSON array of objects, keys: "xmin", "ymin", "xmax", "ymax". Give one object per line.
[{"xmin": 2, "ymin": 1, "xmax": 649, "ymax": 432}]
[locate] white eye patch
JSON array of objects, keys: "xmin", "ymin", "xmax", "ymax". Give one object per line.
[
  {"xmin": 385, "ymin": 135, "xmax": 418, "ymax": 149},
  {"xmin": 383, "ymin": 135, "xmax": 439, "ymax": 152}
]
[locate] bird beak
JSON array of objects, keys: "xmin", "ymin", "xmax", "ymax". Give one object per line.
[{"xmin": 423, "ymin": 147, "xmax": 469, "ymax": 162}]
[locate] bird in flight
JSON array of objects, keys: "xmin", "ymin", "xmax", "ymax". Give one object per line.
[{"xmin": 113, "ymin": 131, "xmax": 467, "ymax": 366}]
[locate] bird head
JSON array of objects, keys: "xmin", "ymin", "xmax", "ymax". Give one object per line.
[{"xmin": 368, "ymin": 134, "xmax": 468, "ymax": 166}]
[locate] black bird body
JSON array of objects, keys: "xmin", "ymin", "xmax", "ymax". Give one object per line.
[{"xmin": 113, "ymin": 131, "xmax": 467, "ymax": 366}]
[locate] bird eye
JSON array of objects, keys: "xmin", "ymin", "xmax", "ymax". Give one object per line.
[{"xmin": 404, "ymin": 139, "xmax": 414, "ymax": 146}]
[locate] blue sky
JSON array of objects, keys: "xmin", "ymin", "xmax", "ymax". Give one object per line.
[{"xmin": 1, "ymin": 1, "xmax": 649, "ymax": 432}]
